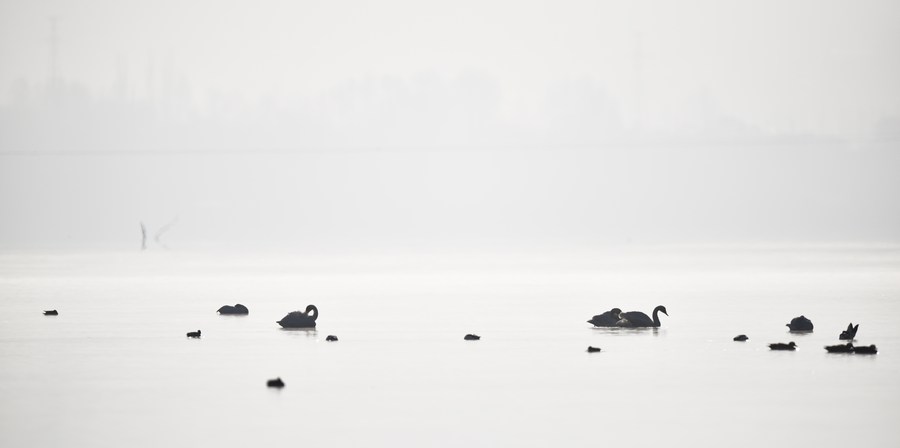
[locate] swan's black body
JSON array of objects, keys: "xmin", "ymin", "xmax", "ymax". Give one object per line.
[
  {"xmin": 825, "ymin": 343, "xmax": 854, "ymax": 353},
  {"xmin": 587, "ymin": 308, "xmax": 622, "ymax": 327},
  {"xmin": 277, "ymin": 305, "xmax": 318, "ymax": 328},
  {"xmin": 267, "ymin": 377, "xmax": 285, "ymax": 388},
  {"xmin": 769, "ymin": 342, "xmax": 797, "ymax": 351},
  {"xmin": 586, "ymin": 346, "xmax": 601, "ymax": 353},
  {"xmin": 786, "ymin": 315, "xmax": 814, "ymax": 332},
  {"xmin": 217, "ymin": 304, "xmax": 249, "ymax": 315},
  {"xmin": 839, "ymin": 323, "xmax": 859, "ymax": 340},
  {"xmin": 733, "ymin": 334, "xmax": 749, "ymax": 341},
  {"xmin": 464, "ymin": 334, "xmax": 481, "ymax": 340},
  {"xmin": 43, "ymin": 310, "xmax": 58, "ymax": 316},
  {"xmin": 853, "ymin": 345, "xmax": 877, "ymax": 354},
  {"xmin": 616, "ymin": 306, "xmax": 668, "ymax": 328},
  {"xmin": 186, "ymin": 330, "xmax": 201, "ymax": 338},
  {"xmin": 326, "ymin": 335, "xmax": 338, "ymax": 342}
]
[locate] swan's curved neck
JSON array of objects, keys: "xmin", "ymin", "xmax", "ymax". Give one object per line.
[
  {"xmin": 307, "ymin": 305, "xmax": 318, "ymax": 320},
  {"xmin": 651, "ymin": 307, "xmax": 662, "ymax": 327}
]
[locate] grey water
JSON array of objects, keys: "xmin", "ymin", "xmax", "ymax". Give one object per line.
[{"xmin": 1, "ymin": 245, "xmax": 899, "ymax": 447}]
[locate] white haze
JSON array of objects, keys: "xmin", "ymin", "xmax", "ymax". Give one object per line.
[{"xmin": 0, "ymin": 0, "xmax": 899, "ymax": 251}]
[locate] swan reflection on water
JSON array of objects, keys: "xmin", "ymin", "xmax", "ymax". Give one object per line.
[
  {"xmin": 278, "ymin": 328, "xmax": 318, "ymax": 338},
  {"xmin": 591, "ymin": 326, "xmax": 662, "ymax": 336}
]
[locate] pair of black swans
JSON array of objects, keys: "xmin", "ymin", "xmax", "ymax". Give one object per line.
[
  {"xmin": 587, "ymin": 305, "xmax": 668, "ymax": 328},
  {"xmin": 216, "ymin": 303, "xmax": 320, "ymax": 328}
]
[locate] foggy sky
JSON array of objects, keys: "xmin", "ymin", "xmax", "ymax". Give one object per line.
[
  {"xmin": 2, "ymin": 0, "xmax": 899, "ymax": 137},
  {"xmin": 0, "ymin": 0, "xmax": 899, "ymax": 250}
]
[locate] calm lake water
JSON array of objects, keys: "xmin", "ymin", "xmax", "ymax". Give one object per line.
[{"xmin": 1, "ymin": 245, "xmax": 899, "ymax": 447}]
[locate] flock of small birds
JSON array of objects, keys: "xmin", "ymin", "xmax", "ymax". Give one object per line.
[
  {"xmin": 42, "ymin": 305, "xmax": 880, "ymax": 388},
  {"xmin": 733, "ymin": 317, "xmax": 878, "ymax": 355}
]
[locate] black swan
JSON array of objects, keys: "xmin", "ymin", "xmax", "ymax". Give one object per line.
[
  {"xmin": 769, "ymin": 342, "xmax": 797, "ymax": 351},
  {"xmin": 587, "ymin": 308, "xmax": 622, "ymax": 327},
  {"xmin": 786, "ymin": 315, "xmax": 813, "ymax": 332},
  {"xmin": 277, "ymin": 305, "xmax": 318, "ymax": 328},
  {"xmin": 217, "ymin": 304, "xmax": 249, "ymax": 315},
  {"xmin": 733, "ymin": 334, "xmax": 749, "ymax": 341},
  {"xmin": 325, "ymin": 335, "xmax": 338, "ymax": 342},
  {"xmin": 839, "ymin": 323, "xmax": 859, "ymax": 340},
  {"xmin": 853, "ymin": 345, "xmax": 877, "ymax": 355},
  {"xmin": 616, "ymin": 306, "xmax": 668, "ymax": 328},
  {"xmin": 586, "ymin": 346, "xmax": 601, "ymax": 353},
  {"xmin": 825, "ymin": 343, "xmax": 854, "ymax": 353},
  {"xmin": 43, "ymin": 310, "xmax": 58, "ymax": 316},
  {"xmin": 464, "ymin": 334, "xmax": 481, "ymax": 340},
  {"xmin": 267, "ymin": 377, "xmax": 285, "ymax": 388},
  {"xmin": 186, "ymin": 330, "xmax": 201, "ymax": 338}
]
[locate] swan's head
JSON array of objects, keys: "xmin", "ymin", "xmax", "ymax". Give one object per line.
[
  {"xmin": 304, "ymin": 304, "xmax": 319, "ymax": 320},
  {"xmin": 610, "ymin": 308, "xmax": 622, "ymax": 316},
  {"xmin": 658, "ymin": 305, "xmax": 668, "ymax": 316},
  {"xmin": 788, "ymin": 342, "xmax": 796, "ymax": 348}
]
